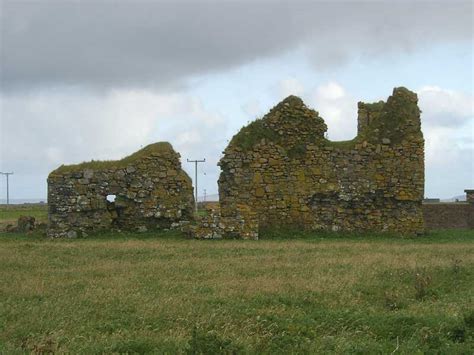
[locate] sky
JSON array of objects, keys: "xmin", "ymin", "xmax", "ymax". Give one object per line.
[{"xmin": 0, "ymin": 0, "xmax": 473, "ymax": 201}]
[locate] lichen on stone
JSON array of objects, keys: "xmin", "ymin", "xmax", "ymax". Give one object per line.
[
  {"xmin": 227, "ymin": 95, "xmax": 327, "ymax": 156},
  {"xmin": 218, "ymin": 87, "xmax": 425, "ymax": 235},
  {"xmin": 47, "ymin": 142, "xmax": 194, "ymax": 237}
]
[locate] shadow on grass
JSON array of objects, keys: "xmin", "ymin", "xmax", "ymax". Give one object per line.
[
  {"xmin": 0, "ymin": 229, "xmax": 187, "ymax": 243},
  {"xmin": 0, "ymin": 227, "xmax": 472, "ymax": 244},
  {"xmin": 258, "ymin": 226, "xmax": 474, "ymax": 243}
]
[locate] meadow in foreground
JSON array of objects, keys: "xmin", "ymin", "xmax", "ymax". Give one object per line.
[{"xmin": 0, "ymin": 229, "xmax": 473, "ymax": 353}]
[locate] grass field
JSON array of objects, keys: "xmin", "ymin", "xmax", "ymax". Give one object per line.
[
  {"xmin": 0, "ymin": 227, "xmax": 473, "ymax": 353},
  {"xmin": 0, "ymin": 204, "xmax": 48, "ymax": 231}
]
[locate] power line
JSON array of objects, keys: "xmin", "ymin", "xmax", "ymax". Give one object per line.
[
  {"xmin": 187, "ymin": 159, "xmax": 205, "ymax": 212},
  {"xmin": 0, "ymin": 172, "xmax": 14, "ymax": 205}
]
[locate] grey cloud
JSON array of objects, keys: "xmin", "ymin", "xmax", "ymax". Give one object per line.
[{"xmin": 1, "ymin": 0, "xmax": 472, "ymax": 91}]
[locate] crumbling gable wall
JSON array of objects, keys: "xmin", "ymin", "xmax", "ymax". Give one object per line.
[
  {"xmin": 218, "ymin": 87, "xmax": 424, "ymax": 234},
  {"xmin": 47, "ymin": 142, "xmax": 194, "ymax": 237}
]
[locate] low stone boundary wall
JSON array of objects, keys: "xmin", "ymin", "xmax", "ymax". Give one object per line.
[
  {"xmin": 422, "ymin": 203, "xmax": 473, "ymax": 230},
  {"xmin": 189, "ymin": 201, "xmax": 473, "ymax": 238}
]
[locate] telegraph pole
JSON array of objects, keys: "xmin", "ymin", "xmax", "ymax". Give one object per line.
[
  {"xmin": 0, "ymin": 172, "xmax": 13, "ymax": 205},
  {"xmin": 187, "ymin": 159, "xmax": 205, "ymax": 212}
]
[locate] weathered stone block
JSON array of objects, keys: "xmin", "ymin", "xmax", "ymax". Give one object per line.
[{"xmin": 16, "ymin": 216, "xmax": 36, "ymax": 233}]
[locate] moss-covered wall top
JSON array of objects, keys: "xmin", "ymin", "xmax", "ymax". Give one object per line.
[
  {"xmin": 48, "ymin": 142, "xmax": 194, "ymax": 237},
  {"xmin": 218, "ymin": 87, "xmax": 424, "ymax": 234}
]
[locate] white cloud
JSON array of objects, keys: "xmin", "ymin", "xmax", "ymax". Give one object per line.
[
  {"xmin": 418, "ymin": 86, "xmax": 473, "ymax": 127},
  {"xmin": 416, "ymin": 86, "xmax": 473, "ymax": 197},
  {"xmin": 0, "ymin": 89, "xmax": 228, "ymax": 198},
  {"xmin": 417, "ymin": 86, "xmax": 473, "ymax": 170},
  {"xmin": 45, "ymin": 147, "xmax": 64, "ymax": 164},
  {"xmin": 423, "ymin": 123, "xmax": 473, "ymax": 198},
  {"xmin": 241, "ymin": 99, "xmax": 262, "ymax": 118},
  {"xmin": 278, "ymin": 78, "xmax": 305, "ymax": 98},
  {"xmin": 311, "ymin": 82, "xmax": 357, "ymax": 141},
  {"xmin": 315, "ymin": 82, "xmax": 346, "ymax": 100}
]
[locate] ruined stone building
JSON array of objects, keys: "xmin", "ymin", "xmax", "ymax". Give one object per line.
[
  {"xmin": 48, "ymin": 142, "xmax": 194, "ymax": 237},
  {"xmin": 218, "ymin": 87, "xmax": 425, "ymax": 234},
  {"xmin": 48, "ymin": 87, "xmax": 426, "ymax": 239}
]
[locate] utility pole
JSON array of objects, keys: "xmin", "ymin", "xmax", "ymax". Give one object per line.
[
  {"xmin": 187, "ymin": 159, "xmax": 205, "ymax": 212},
  {"xmin": 204, "ymin": 189, "xmax": 207, "ymax": 203},
  {"xmin": 0, "ymin": 172, "xmax": 13, "ymax": 205}
]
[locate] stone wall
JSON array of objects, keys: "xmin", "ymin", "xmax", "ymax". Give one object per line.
[
  {"xmin": 189, "ymin": 204, "xmax": 258, "ymax": 240},
  {"xmin": 423, "ymin": 190, "xmax": 474, "ymax": 230},
  {"xmin": 219, "ymin": 87, "xmax": 424, "ymax": 234},
  {"xmin": 423, "ymin": 203, "xmax": 473, "ymax": 230},
  {"xmin": 47, "ymin": 142, "xmax": 194, "ymax": 237}
]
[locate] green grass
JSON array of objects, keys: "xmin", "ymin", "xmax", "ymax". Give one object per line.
[
  {"xmin": 228, "ymin": 117, "xmax": 279, "ymax": 152},
  {"xmin": 50, "ymin": 142, "xmax": 175, "ymax": 175},
  {"xmin": 0, "ymin": 229, "xmax": 473, "ymax": 353},
  {"xmin": 323, "ymin": 138, "xmax": 359, "ymax": 150},
  {"xmin": 0, "ymin": 205, "xmax": 48, "ymax": 230}
]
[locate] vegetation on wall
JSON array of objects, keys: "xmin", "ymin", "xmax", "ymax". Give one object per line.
[
  {"xmin": 228, "ymin": 87, "xmax": 422, "ymax": 155},
  {"xmin": 50, "ymin": 142, "xmax": 176, "ymax": 175},
  {"xmin": 219, "ymin": 88, "xmax": 425, "ymax": 234},
  {"xmin": 228, "ymin": 95, "xmax": 326, "ymax": 157},
  {"xmin": 229, "ymin": 118, "xmax": 279, "ymax": 152}
]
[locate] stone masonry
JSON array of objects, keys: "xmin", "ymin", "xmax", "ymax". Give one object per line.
[
  {"xmin": 423, "ymin": 190, "xmax": 474, "ymax": 230},
  {"xmin": 47, "ymin": 142, "xmax": 194, "ymax": 237},
  {"xmin": 190, "ymin": 204, "xmax": 258, "ymax": 240},
  {"xmin": 218, "ymin": 87, "xmax": 425, "ymax": 234}
]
